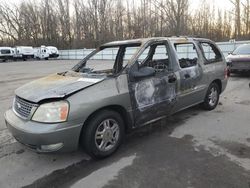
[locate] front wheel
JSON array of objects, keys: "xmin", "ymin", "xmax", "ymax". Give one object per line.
[
  {"xmin": 81, "ymin": 110, "xmax": 125, "ymax": 159},
  {"xmin": 201, "ymin": 83, "xmax": 220, "ymax": 111}
]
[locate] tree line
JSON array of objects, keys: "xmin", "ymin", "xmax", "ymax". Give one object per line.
[{"xmin": 0, "ymin": 0, "xmax": 249, "ymax": 49}]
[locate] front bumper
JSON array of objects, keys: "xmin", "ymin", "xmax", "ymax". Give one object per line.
[
  {"xmin": 4, "ymin": 109, "xmax": 82, "ymax": 153},
  {"xmin": 230, "ymin": 62, "xmax": 250, "ymax": 71}
]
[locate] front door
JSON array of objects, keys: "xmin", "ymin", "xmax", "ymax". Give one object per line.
[{"xmin": 129, "ymin": 41, "xmax": 177, "ymax": 126}]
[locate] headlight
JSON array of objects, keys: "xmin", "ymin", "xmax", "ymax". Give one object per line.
[{"xmin": 32, "ymin": 101, "xmax": 69, "ymax": 123}]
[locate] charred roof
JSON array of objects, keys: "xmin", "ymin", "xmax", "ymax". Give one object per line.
[{"xmin": 101, "ymin": 37, "xmax": 211, "ymax": 48}]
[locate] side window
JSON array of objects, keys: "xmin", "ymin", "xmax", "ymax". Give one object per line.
[
  {"xmin": 200, "ymin": 42, "xmax": 222, "ymax": 63},
  {"xmin": 124, "ymin": 47, "xmax": 140, "ymax": 64},
  {"xmin": 174, "ymin": 43, "xmax": 198, "ymax": 69},
  {"xmin": 152, "ymin": 45, "xmax": 168, "ymax": 60},
  {"xmin": 136, "ymin": 43, "xmax": 170, "ymax": 72},
  {"xmin": 115, "ymin": 46, "xmax": 140, "ymax": 70},
  {"xmin": 137, "ymin": 46, "xmax": 150, "ymax": 64}
]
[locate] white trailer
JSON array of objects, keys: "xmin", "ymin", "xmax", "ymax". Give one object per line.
[
  {"xmin": 34, "ymin": 46, "xmax": 59, "ymax": 60},
  {"xmin": 47, "ymin": 46, "xmax": 59, "ymax": 58},
  {"xmin": 13, "ymin": 46, "xmax": 34, "ymax": 61},
  {"xmin": 0, "ymin": 47, "xmax": 14, "ymax": 62}
]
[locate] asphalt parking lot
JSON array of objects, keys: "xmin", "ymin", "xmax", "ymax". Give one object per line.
[{"xmin": 0, "ymin": 60, "xmax": 250, "ymax": 188}]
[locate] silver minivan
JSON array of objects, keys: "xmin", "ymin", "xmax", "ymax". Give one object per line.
[{"xmin": 5, "ymin": 37, "xmax": 228, "ymax": 158}]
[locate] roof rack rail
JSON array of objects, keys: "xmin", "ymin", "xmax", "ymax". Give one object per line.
[{"xmin": 166, "ymin": 35, "xmax": 202, "ymax": 38}]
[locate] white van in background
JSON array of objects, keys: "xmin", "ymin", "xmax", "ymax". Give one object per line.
[
  {"xmin": 34, "ymin": 46, "xmax": 59, "ymax": 60},
  {"xmin": 13, "ymin": 46, "xmax": 34, "ymax": 61},
  {"xmin": 47, "ymin": 46, "xmax": 59, "ymax": 58},
  {"xmin": 0, "ymin": 47, "xmax": 14, "ymax": 62}
]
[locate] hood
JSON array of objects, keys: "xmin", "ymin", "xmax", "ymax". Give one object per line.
[
  {"xmin": 227, "ymin": 54, "xmax": 250, "ymax": 62},
  {"xmin": 15, "ymin": 73, "xmax": 105, "ymax": 103}
]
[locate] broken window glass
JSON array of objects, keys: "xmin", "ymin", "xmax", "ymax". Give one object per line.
[
  {"xmin": 200, "ymin": 42, "xmax": 222, "ymax": 63},
  {"xmin": 173, "ymin": 43, "xmax": 198, "ymax": 69}
]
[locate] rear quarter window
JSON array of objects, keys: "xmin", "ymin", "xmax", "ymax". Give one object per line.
[{"xmin": 200, "ymin": 42, "xmax": 222, "ymax": 64}]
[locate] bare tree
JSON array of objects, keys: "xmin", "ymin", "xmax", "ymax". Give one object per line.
[
  {"xmin": 154, "ymin": 0, "xmax": 189, "ymax": 36},
  {"xmin": 242, "ymin": 0, "xmax": 250, "ymax": 37},
  {"xmin": 0, "ymin": 0, "xmax": 246, "ymax": 48},
  {"xmin": 230, "ymin": 0, "xmax": 241, "ymax": 38},
  {"xmin": 0, "ymin": 3, "xmax": 22, "ymax": 42}
]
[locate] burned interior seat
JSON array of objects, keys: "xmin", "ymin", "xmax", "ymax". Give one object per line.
[{"xmin": 179, "ymin": 58, "xmax": 197, "ymax": 68}]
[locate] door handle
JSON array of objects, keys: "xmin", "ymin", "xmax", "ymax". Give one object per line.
[{"xmin": 168, "ymin": 75, "xmax": 177, "ymax": 83}]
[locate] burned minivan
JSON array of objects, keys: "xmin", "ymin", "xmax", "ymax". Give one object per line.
[{"xmin": 5, "ymin": 37, "xmax": 228, "ymax": 158}]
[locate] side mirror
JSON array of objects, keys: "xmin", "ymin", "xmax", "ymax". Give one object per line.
[{"xmin": 132, "ymin": 67, "xmax": 155, "ymax": 79}]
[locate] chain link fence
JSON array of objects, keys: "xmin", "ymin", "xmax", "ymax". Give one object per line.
[{"xmin": 58, "ymin": 40, "xmax": 250, "ymax": 60}]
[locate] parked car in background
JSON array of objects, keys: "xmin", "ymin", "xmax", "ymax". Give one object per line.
[
  {"xmin": 0, "ymin": 47, "xmax": 14, "ymax": 62},
  {"xmin": 5, "ymin": 37, "xmax": 228, "ymax": 159},
  {"xmin": 13, "ymin": 46, "xmax": 34, "ymax": 61},
  {"xmin": 226, "ymin": 44, "xmax": 250, "ymax": 73},
  {"xmin": 34, "ymin": 46, "xmax": 59, "ymax": 60}
]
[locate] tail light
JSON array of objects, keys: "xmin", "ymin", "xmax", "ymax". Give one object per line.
[{"xmin": 224, "ymin": 67, "xmax": 230, "ymax": 79}]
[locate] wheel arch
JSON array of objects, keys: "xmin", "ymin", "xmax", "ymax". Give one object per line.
[
  {"xmin": 79, "ymin": 105, "xmax": 133, "ymax": 145},
  {"xmin": 211, "ymin": 79, "xmax": 222, "ymax": 94}
]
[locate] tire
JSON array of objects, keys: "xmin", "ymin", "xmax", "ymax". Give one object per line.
[
  {"xmin": 201, "ymin": 82, "xmax": 220, "ymax": 111},
  {"xmin": 81, "ymin": 110, "xmax": 125, "ymax": 159}
]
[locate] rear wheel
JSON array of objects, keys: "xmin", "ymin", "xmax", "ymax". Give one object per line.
[
  {"xmin": 201, "ymin": 82, "xmax": 220, "ymax": 111},
  {"xmin": 81, "ymin": 110, "xmax": 125, "ymax": 159}
]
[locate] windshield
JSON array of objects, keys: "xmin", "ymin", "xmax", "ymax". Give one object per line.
[
  {"xmin": 1, "ymin": 49, "xmax": 11, "ymax": 54},
  {"xmin": 232, "ymin": 45, "xmax": 250, "ymax": 55},
  {"xmin": 73, "ymin": 43, "xmax": 141, "ymax": 75}
]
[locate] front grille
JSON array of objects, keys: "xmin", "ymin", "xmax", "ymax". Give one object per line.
[{"xmin": 13, "ymin": 96, "xmax": 38, "ymax": 119}]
